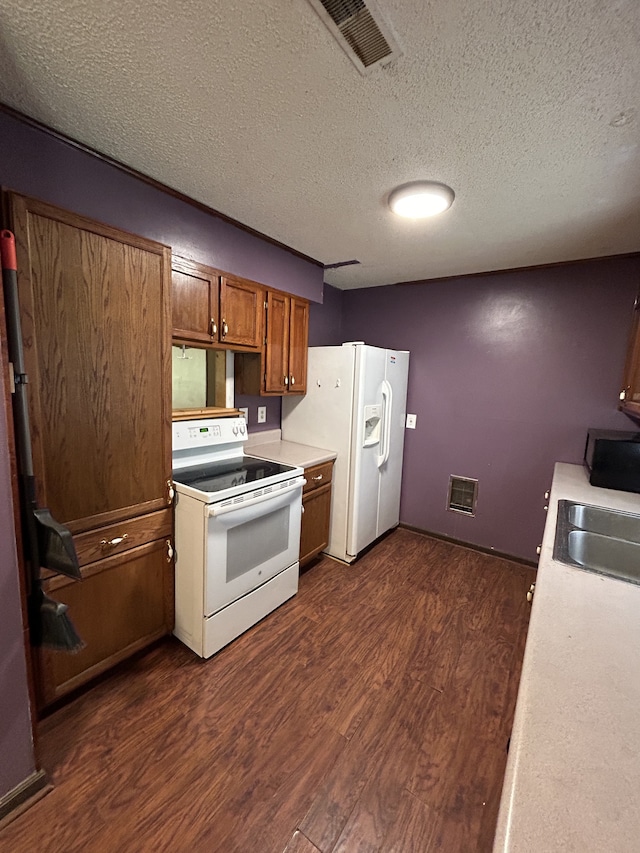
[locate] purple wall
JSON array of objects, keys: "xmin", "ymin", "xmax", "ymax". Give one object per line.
[
  {"xmin": 0, "ymin": 376, "xmax": 35, "ymax": 798},
  {"xmin": 309, "ymin": 284, "xmax": 344, "ymax": 346},
  {"xmin": 0, "ymin": 111, "xmax": 324, "ymax": 302},
  {"xmin": 235, "ymin": 394, "xmax": 282, "ymax": 434},
  {"xmin": 338, "ymin": 257, "xmax": 639, "ymax": 561}
]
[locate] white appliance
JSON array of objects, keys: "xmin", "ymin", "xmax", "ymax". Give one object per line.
[
  {"xmin": 172, "ymin": 416, "xmax": 304, "ymax": 658},
  {"xmin": 282, "ymin": 343, "xmax": 410, "ymax": 563}
]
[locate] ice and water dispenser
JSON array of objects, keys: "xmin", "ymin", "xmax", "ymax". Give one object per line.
[{"xmin": 363, "ymin": 404, "xmax": 382, "ymax": 447}]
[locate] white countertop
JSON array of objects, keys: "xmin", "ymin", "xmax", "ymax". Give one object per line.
[
  {"xmin": 246, "ymin": 429, "xmax": 337, "ymax": 469},
  {"xmin": 494, "ymin": 463, "xmax": 640, "ymax": 852}
]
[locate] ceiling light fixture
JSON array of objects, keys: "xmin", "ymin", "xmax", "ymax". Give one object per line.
[{"xmin": 388, "ymin": 181, "xmax": 455, "ymax": 218}]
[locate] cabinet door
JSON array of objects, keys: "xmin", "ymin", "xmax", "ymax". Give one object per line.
[
  {"xmin": 11, "ymin": 194, "xmax": 172, "ymax": 533},
  {"xmin": 220, "ymin": 275, "xmax": 263, "ymax": 348},
  {"xmin": 621, "ymin": 294, "xmax": 640, "ymax": 414},
  {"xmin": 288, "ymin": 298, "xmax": 309, "ymax": 394},
  {"xmin": 40, "ymin": 538, "xmax": 173, "ymax": 704},
  {"xmin": 300, "ymin": 482, "xmax": 332, "ymax": 567},
  {"xmin": 264, "ymin": 291, "xmax": 290, "ymax": 393},
  {"xmin": 172, "ymin": 258, "xmax": 218, "ymax": 343}
]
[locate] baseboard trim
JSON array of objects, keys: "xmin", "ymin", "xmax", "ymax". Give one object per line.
[
  {"xmin": 0, "ymin": 770, "xmax": 51, "ymax": 827},
  {"xmin": 398, "ymin": 523, "xmax": 538, "ymax": 569}
]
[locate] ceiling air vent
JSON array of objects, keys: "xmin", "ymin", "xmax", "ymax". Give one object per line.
[{"xmin": 306, "ymin": 0, "xmax": 402, "ymax": 74}]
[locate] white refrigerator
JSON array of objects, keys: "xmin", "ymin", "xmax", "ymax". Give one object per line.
[{"xmin": 281, "ymin": 343, "xmax": 410, "ymax": 563}]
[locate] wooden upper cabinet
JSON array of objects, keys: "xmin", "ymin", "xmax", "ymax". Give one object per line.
[
  {"xmin": 265, "ymin": 292, "xmax": 308, "ymax": 395},
  {"xmin": 172, "ymin": 259, "xmax": 218, "ymax": 344},
  {"xmin": 171, "ymin": 257, "xmax": 263, "ymax": 351},
  {"xmin": 620, "ymin": 292, "xmax": 640, "ymax": 416},
  {"xmin": 264, "ymin": 291, "xmax": 290, "ymax": 393},
  {"xmin": 11, "ymin": 194, "xmax": 172, "ymax": 532},
  {"xmin": 220, "ymin": 274, "xmax": 264, "ymax": 349},
  {"xmin": 235, "ymin": 289, "xmax": 310, "ymax": 397},
  {"xmin": 288, "ymin": 297, "xmax": 309, "ymax": 395}
]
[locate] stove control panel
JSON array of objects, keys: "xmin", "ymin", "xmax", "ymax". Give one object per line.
[{"xmin": 172, "ymin": 417, "xmax": 246, "ymax": 452}]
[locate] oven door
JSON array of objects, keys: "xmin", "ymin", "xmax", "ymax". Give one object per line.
[{"xmin": 204, "ymin": 477, "xmax": 304, "ymax": 615}]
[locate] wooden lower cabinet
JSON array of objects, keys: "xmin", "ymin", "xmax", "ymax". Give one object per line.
[
  {"xmin": 300, "ymin": 460, "xmax": 334, "ymax": 568},
  {"xmin": 40, "ymin": 537, "xmax": 173, "ymax": 705}
]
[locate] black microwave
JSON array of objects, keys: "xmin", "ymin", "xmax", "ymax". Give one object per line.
[{"xmin": 584, "ymin": 429, "xmax": 640, "ymax": 493}]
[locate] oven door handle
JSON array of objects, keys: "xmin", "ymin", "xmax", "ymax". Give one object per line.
[{"xmin": 206, "ymin": 477, "xmax": 306, "ymax": 518}]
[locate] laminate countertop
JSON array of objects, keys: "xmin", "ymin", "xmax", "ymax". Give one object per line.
[
  {"xmin": 493, "ymin": 462, "xmax": 640, "ymax": 853},
  {"xmin": 246, "ymin": 430, "xmax": 337, "ymax": 469}
]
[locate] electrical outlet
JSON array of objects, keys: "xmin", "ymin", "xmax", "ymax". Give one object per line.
[
  {"xmin": 406, "ymin": 413, "xmax": 417, "ymax": 429},
  {"xmin": 239, "ymin": 407, "xmax": 248, "ymax": 421},
  {"xmin": 257, "ymin": 406, "xmax": 267, "ymax": 424}
]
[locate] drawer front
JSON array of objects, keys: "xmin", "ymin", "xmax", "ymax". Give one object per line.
[
  {"xmin": 71, "ymin": 508, "xmax": 173, "ymax": 568},
  {"xmin": 304, "ymin": 461, "xmax": 334, "ymax": 494}
]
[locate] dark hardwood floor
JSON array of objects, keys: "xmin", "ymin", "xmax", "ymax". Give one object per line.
[{"xmin": 0, "ymin": 529, "xmax": 535, "ymax": 853}]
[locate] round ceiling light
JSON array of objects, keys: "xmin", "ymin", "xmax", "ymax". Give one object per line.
[{"xmin": 388, "ymin": 181, "xmax": 455, "ymax": 219}]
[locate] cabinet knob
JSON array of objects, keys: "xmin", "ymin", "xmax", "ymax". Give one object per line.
[
  {"xmin": 210, "ymin": 318, "xmax": 217, "ymax": 336},
  {"xmin": 536, "ymin": 545, "xmax": 541, "ymax": 555},
  {"xmin": 544, "ymin": 491, "xmax": 549, "ymax": 500},
  {"xmin": 284, "ymin": 375, "xmax": 289, "ymax": 386},
  {"xmin": 290, "ymin": 375, "xmax": 295, "ymax": 386},
  {"xmin": 543, "ymin": 505, "xmax": 549, "ymax": 512},
  {"xmin": 620, "ymin": 389, "xmax": 627, "ymax": 401}
]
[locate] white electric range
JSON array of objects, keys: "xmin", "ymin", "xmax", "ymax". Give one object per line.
[{"xmin": 172, "ymin": 417, "xmax": 305, "ymax": 658}]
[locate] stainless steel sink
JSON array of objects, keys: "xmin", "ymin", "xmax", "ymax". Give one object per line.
[
  {"xmin": 554, "ymin": 500, "xmax": 640, "ymax": 585},
  {"xmin": 568, "ymin": 502, "xmax": 640, "ymax": 544}
]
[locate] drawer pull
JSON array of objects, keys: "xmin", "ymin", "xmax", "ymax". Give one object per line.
[
  {"xmin": 101, "ymin": 534, "xmax": 128, "ymax": 549},
  {"xmin": 311, "ymin": 474, "xmax": 323, "ymax": 481}
]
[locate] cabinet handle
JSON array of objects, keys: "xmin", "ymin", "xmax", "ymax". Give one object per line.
[
  {"xmin": 301, "ymin": 505, "xmax": 305, "ymax": 514},
  {"xmin": 526, "ymin": 583, "xmax": 535, "ymax": 603},
  {"xmin": 284, "ymin": 376, "xmax": 289, "ymax": 386},
  {"xmin": 544, "ymin": 491, "xmax": 549, "ymax": 500},
  {"xmin": 210, "ymin": 318, "xmax": 217, "ymax": 336},
  {"xmin": 311, "ymin": 474, "xmax": 323, "ymax": 481},
  {"xmin": 101, "ymin": 534, "xmax": 128, "ymax": 550},
  {"xmin": 620, "ymin": 389, "xmax": 627, "ymax": 401},
  {"xmin": 166, "ymin": 539, "xmax": 174, "ymax": 563},
  {"xmin": 290, "ymin": 375, "xmax": 295, "ymax": 386},
  {"xmin": 167, "ymin": 479, "xmax": 175, "ymax": 504},
  {"xmin": 222, "ymin": 319, "xmax": 228, "ymax": 337}
]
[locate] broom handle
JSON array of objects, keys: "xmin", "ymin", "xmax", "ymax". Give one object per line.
[{"xmin": 1, "ymin": 230, "xmax": 42, "ymax": 589}]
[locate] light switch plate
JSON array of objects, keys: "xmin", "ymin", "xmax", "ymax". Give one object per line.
[
  {"xmin": 257, "ymin": 406, "xmax": 267, "ymax": 424},
  {"xmin": 406, "ymin": 413, "xmax": 417, "ymax": 429},
  {"xmin": 239, "ymin": 407, "xmax": 248, "ymax": 421}
]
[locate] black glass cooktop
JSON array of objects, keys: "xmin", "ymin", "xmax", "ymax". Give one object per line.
[{"xmin": 173, "ymin": 456, "xmax": 298, "ymax": 493}]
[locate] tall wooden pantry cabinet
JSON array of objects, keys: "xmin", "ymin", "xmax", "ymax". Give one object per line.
[{"xmin": 7, "ymin": 193, "xmax": 174, "ymax": 709}]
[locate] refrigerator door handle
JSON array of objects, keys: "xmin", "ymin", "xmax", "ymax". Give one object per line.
[{"xmin": 377, "ymin": 380, "xmax": 393, "ymax": 468}]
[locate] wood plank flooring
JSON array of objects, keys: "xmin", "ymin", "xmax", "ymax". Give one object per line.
[{"xmin": 0, "ymin": 529, "xmax": 535, "ymax": 853}]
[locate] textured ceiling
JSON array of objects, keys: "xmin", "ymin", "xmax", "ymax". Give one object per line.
[{"xmin": 0, "ymin": 0, "xmax": 639, "ymax": 289}]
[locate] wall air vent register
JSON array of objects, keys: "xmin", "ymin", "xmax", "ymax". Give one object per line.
[
  {"xmin": 306, "ymin": 0, "xmax": 402, "ymax": 74},
  {"xmin": 448, "ymin": 476, "xmax": 478, "ymax": 516}
]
